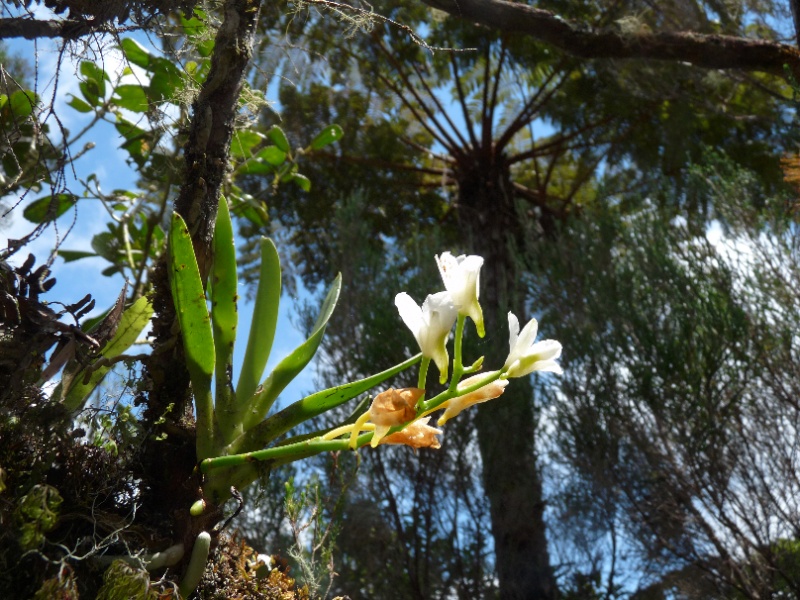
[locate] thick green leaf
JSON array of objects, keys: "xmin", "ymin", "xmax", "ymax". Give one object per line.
[
  {"xmin": 266, "ymin": 125, "xmax": 290, "ymax": 153},
  {"xmin": 113, "ymin": 85, "xmax": 149, "ymax": 112},
  {"xmin": 236, "ymin": 238, "xmax": 281, "ymax": 407},
  {"xmin": 309, "ymin": 124, "xmax": 343, "ymax": 150},
  {"xmin": 120, "ymin": 38, "xmax": 152, "ymax": 69},
  {"xmin": 60, "ymin": 296, "xmax": 153, "ymax": 412},
  {"xmin": 231, "ymin": 351, "xmax": 421, "ymax": 453},
  {"xmin": 169, "ymin": 212, "xmax": 215, "ymax": 384},
  {"xmin": 23, "ymin": 194, "xmax": 77, "ymax": 223},
  {"xmin": 242, "ymin": 274, "xmax": 342, "ymax": 430},
  {"xmin": 211, "ymin": 200, "xmax": 240, "ymax": 441},
  {"xmin": 169, "ymin": 212, "xmax": 216, "ymax": 458}
]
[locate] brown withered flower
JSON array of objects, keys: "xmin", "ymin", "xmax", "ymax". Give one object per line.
[
  {"xmin": 368, "ymin": 388, "xmax": 425, "ymax": 446},
  {"xmin": 382, "ymin": 417, "xmax": 442, "ymax": 450}
]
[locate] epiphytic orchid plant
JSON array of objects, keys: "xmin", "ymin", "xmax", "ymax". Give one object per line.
[{"xmin": 169, "ymin": 201, "xmax": 562, "ymax": 595}]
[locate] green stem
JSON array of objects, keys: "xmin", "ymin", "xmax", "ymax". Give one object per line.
[
  {"xmin": 205, "ymin": 372, "xmax": 503, "ymax": 474},
  {"xmin": 224, "ymin": 353, "xmax": 422, "ymax": 456},
  {"xmin": 449, "ymin": 314, "xmax": 466, "ymax": 392},
  {"xmin": 417, "ymin": 357, "xmax": 430, "ymax": 391},
  {"xmin": 419, "ymin": 369, "xmax": 504, "ymax": 414}
]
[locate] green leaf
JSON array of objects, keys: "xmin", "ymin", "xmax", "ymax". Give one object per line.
[
  {"xmin": 230, "ymin": 130, "xmax": 264, "ymax": 159},
  {"xmin": 236, "ymin": 238, "xmax": 281, "ymax": 407},
  {"xmin": 23, "ymin": 194, "xmax": 77, "ymax": 223},
  {"xmin": 267, "ymin": 125, "xmax": 290, "ymax": 153},
  {"xmin": 242, "ymin": 274, "xmax": 342, "ymax": 430},
  {"xmin": 236, "ymin": 159, "xmax": 275, "ymax": 176},
  {"xmin": 211, "ymin": 199, "xmax": 240, "ymax": 442},
  {"xmin": 232, "ymin": 351, "xmax": 421, "ymax": 453},
  {"xmin": 309, "ymin": 124, "xmax": 343, "ymax": 150},
  {"xmin": 120, "ymin": 38, "xmax": 152, "ymax": 69},
  {"xmin": 291, "ymin": 174, "xmax": 311, "ymax": 192},
  {"xmin": 58, "ymin": 250, "xmax": 96, "ymax": 263},
  {"xmin": 91, "ymin": 231, "xmax": 120, "ymax": 263},
  {"xmin": 113, "ymin": 85, "xmax": 149, "ymax": 112},
  {"xmin": 257, "ymin": 146, "xmax": 287, "ymax": 166},
  {"xmin": 60, "ymin": 296, "xmax": 153, "ymax": 412},
  {"xmin": 67, "ymin": 95, "xmax": 93, "ymax": 113},
  {"xmin": 169, "ymin": 212, "xmax": 215, "ymax": 384},
  {"xmin": 231, "ymin": 198, "xmax": 269, "ymax": 228},
  {"xmin": 169, "ymin": 212, "xmax": 216, "ymax": 458},
  {"xmin": 115, "ymin": 117, "xmax": 148, "ymax": 142},
  {"xmin": 197, "ymin": 39, "xmax": 215, "ymax": 58},
  {"xmin": 79, "ymin": 61, "xmax": 107, "ymax": 103},
  {"xmin": 148, "ymin": 59, "xmax": 183, "ymax": 101},
  {"xmin": 8, "ymin": 90, "xmax": 37, "ymax": 119}
]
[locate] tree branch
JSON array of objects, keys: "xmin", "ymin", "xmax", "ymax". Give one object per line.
[
  {"xmin": 419, "ymin": 0, "xmax": 800, "ymax": 79},
  {"xmin": 790, "ymin": 0, "xmax": 800, "ymax": 48},
  {"xmin": 0, "ymin": 16, "xmax": 111, "ymax": 40}
]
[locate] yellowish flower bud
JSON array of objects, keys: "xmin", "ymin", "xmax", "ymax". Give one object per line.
[{"xmin": 438, "ymin": 373, "xmax": 508, "ymax": 425}]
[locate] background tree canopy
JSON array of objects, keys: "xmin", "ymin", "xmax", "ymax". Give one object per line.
[{"xmin": 1, "ymin": 0, "xmax": 800, "ymax": 599}]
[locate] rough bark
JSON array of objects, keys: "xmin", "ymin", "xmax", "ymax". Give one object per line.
[
  {"xmin": 419, "ymin": 0, "xmax": 800, "ymax": 79},
  {"xmin": 142, "ymin": 0, "xmax": 261, "ymax": 547},
  {"xmin": 458, "ymin": 155, "xmax": 557, "ymax": 600}
]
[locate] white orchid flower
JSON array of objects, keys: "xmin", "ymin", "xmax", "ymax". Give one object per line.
[
  {"xmin": 395, "ymin": 291, "xmax": 458, "ymax": 383},
  {"xmin": 436, "ymin": 252, "xmax": 485, "ymax": 337},
  {"xmin": 503, "ymin": 312, "xmax": 563, "ymax": 378}
]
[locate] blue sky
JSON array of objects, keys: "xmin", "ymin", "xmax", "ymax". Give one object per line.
[{"xmin": 1, "ymin": 29, "xmax": 317, "ymax": 409}]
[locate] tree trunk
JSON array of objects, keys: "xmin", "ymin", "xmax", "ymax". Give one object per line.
[{"xmin": 457, "ymin": 158, "xmax": 557, "ymax": 600}]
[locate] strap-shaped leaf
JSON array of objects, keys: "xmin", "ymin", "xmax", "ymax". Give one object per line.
[
  {"xmin": 211, "ymin": 199, "xmax": 240, "ymax": 441},
  {"xmin": 169, "ymin": 212, "xmax": 215, "ymax": 457},
  {"xmin": 235, "ymin": 237, "xmax": 280, "ymax": 406},
  {"xmin": 242, "ymin": 274, "xmax": 341, "ymax": 430},
  {"xmin": 228, "ymin": 352, "xmax": 421, "ymax": 454},
  {"xmin": 60, "ymin": 296, "xmax": 153, "ymax": 412}
]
